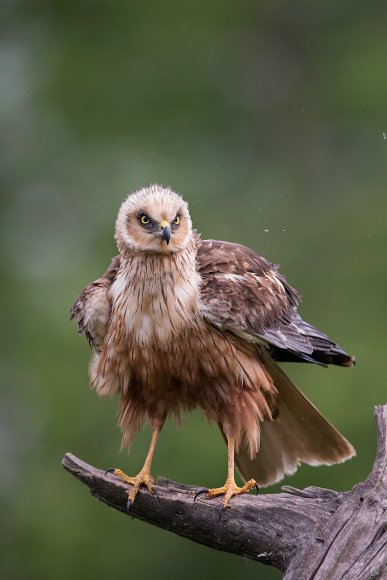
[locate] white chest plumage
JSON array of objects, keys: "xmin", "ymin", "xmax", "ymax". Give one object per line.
[{"xmin": 109, "ymin": 248, "xmax": 202, "ymax": 348}]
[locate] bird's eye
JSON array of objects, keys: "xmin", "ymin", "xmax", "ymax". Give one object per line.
[
  {"xmin": 174, "ymin": 216, "xmax": 180, "ymax": 225},
  {"xmin": 140, "ymin": 215, "xmax": 150, "ymax": 225}
]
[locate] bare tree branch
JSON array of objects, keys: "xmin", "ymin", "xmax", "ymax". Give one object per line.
[{"xmin": 62, "ymin": 404, "xmax": 387, "ymax": 579}]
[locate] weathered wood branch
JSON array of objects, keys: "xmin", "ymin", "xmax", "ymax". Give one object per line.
[{"xmin": 62, "ymin": 404, "xmax": 387, "ymax": 579}]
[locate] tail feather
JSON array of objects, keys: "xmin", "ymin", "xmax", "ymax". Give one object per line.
[{"xmin": 231, "ymin": 355, "xmax": 355, "ymax": 487}]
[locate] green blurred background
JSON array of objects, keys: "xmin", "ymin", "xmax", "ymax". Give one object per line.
[{"xmin": 1, "ymin": 1, "xmax": 386, "ymax": 578}]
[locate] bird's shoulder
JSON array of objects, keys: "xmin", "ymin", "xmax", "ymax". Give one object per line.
[
  {"xmin": 70, "ymin": 255, "xmax": 121, "ymax": 347},
  {"xmin": 196, "ymin": 236, "xmax": 300, "ymax": 334}
]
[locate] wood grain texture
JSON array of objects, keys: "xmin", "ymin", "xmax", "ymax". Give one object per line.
[{"xmin": 62, "ymin": 405, "xmax": 387, "ymax": 579}]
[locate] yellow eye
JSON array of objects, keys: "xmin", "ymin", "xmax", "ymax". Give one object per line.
[
  {"xmin": 174, "ymin": 216, "xmax": 180, "ymax": 225},
  {"xmin": 141, "ymin": 215, "xmax": 150, "ymax": 225}
]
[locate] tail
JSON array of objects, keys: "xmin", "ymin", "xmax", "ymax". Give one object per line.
[{"xmin": 231, "ymin": 355, "xmax": 355, "ymax": 487}]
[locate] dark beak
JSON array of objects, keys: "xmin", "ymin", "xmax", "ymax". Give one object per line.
[{"xmin": 161, "ymin": 225, "xmax": 171, "ymax": 245}]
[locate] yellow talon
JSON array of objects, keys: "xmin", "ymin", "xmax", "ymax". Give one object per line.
[
  {"xmin": 107, "ymin": 425, "xmax": 162, "ymax": 510},
  {"xmin": 112, "ymin": 468, "xmax": 156, "ymax": 507},
  {"xmin": 194, "ymin": 435, "xmax": 259, "ymax": 509},
  {"xmin": 207, "ymin": 478, "xmax": 258, "ymax": 508}
]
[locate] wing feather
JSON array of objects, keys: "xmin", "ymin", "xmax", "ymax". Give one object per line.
[
  {"xmin": 198, "ymin": 239, "xmax": 299, "ymax": 333},
  {"xmin": 70, "ymin": 255, "xmax": 121, "ymax": 351},
  {"xmin": 197, "ymin": 239, "xmax": 354, "ymax": 367}
]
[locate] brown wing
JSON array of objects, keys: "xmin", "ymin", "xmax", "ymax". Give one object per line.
[
  {"xmin": 70, "ymin": 255, "xmax": 121, "ymax": 351},
  {"xmin": 197, "ymin": 238, "xmax": 299, "ymax": 334},
  {"xmin": 197, "ymin": 239, "xmax": 354, "ymax": 367}
]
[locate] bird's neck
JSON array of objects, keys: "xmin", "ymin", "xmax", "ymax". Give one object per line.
[{"xmin": 110, "ymin": 239, "xmax": 202, "ymax": 345}]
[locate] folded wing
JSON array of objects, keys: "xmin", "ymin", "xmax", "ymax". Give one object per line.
[
  {"xmin": 197, "ymin": 238, "xmax": 354, "ymax": 367},
  {"xmin": 70, "ymin": 255, "xmax": 121, "ymax": 352}
]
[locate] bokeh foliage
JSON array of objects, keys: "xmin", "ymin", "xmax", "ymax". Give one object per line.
[{"xmin": 1, "ymin": 1, "xmax": 387, "ymax": 579}]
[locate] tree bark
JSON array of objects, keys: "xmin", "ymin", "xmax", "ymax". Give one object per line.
[{"xmin": 62, "ymin": 404, "xmax": 387, "ymax": 579}]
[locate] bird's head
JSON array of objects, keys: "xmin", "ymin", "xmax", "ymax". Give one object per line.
[{"xmin": 115, "ymin": 184, "xmax": 193, "ymax": 254}]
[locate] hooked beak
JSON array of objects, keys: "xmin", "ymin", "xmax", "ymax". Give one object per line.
[{"xmin": 160, "ymin": 220, "xmax": 171, "ymax": 245}]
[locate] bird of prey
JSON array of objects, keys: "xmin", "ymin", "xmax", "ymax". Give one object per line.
[{"xmin": 70, "ymin": 184, "xmax": 355, "ymax": 509}]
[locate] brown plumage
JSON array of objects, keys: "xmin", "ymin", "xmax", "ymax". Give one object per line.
[{"xmin": 70, "ymin": 185, "xmax": 355, "ymax": 507}]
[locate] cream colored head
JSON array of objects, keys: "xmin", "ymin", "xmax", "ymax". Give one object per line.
[{"xmin": 115, "ymin": 184, "xmax": 193, "ymax": 254}]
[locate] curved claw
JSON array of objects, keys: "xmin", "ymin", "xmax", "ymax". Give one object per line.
[
  {"xmin": 126, "ymin": 497, "xmax": 132, "ymax": 512},
  {"xmin": 105, "ymin": 468, "xmax": 116, "ymax": 476},
  {"xmin": 153, "ymin": 487, "xmax": 160, "ymax": 502},
  {"xmin": 194, "ymin": 488, "xmax": 209, "ymax": 501},
  {"xmin": 254, "ymin": 482, "xmax": 260, "ymax": 495}
]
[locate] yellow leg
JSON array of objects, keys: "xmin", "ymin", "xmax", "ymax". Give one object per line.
[
  {"xmin": 196, "ymin": 435, "xmax": 258, "ymax": 509},
  {"xmin": 108, "ymin": 421, "xmax": 163, "ymax": 510}
]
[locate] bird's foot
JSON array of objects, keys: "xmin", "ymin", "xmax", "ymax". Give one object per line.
[
  {"xmin": 195, "ymin": 478, "xmax": 258, "ymax": 509},
  {"xmin": 106, "ymin": 468, "xmax": 158, "ymax": 510}
]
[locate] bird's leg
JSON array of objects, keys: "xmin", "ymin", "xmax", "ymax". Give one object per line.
[
  {"xmin": 197, "ymin": 435, "xmax": 258, "ymax": 509},
  {"xmin": 108, "ymin": 420, "xmax": 164, "ymax": 509}
]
